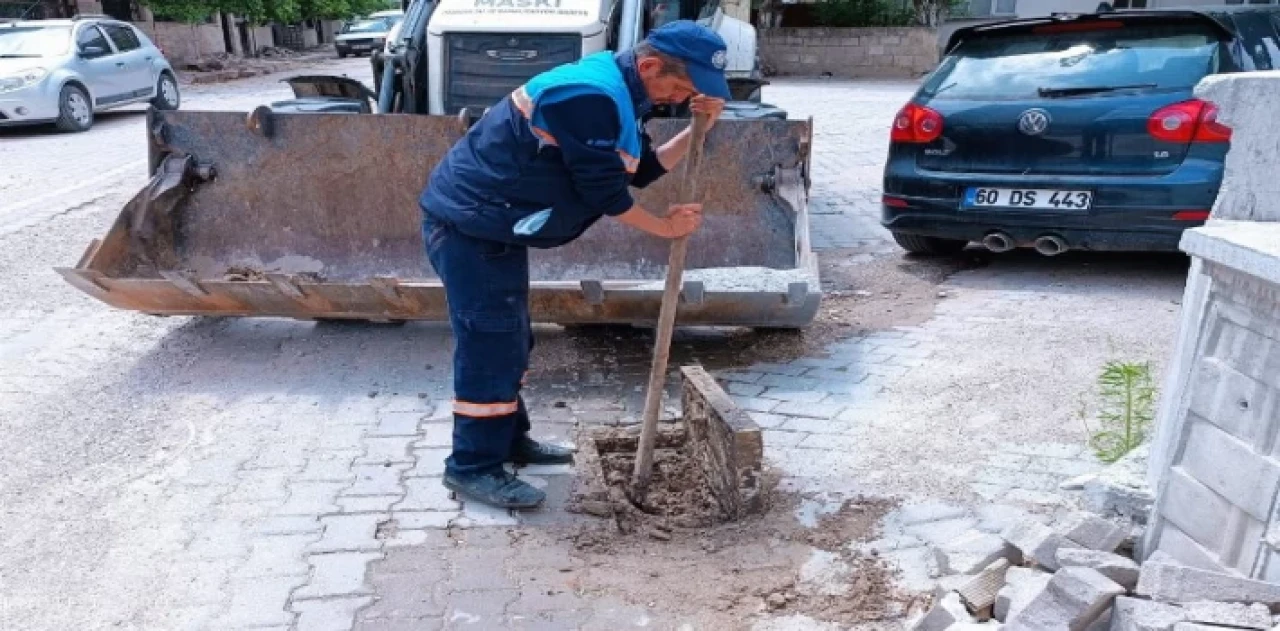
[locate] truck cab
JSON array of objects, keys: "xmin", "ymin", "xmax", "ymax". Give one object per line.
[{"xmin": 386, "ymin": 0, "xmax": 763, "ymax": 116}]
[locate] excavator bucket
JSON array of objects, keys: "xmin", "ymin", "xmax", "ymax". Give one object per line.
[{"xmin": 57, "ymin": 108, "xmax": 818, "ymax": 328}]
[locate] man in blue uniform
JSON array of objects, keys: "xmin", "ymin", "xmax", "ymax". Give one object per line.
[{"xmin": 419, "ymin": 20, "xmax": 730, "ymax": 509}]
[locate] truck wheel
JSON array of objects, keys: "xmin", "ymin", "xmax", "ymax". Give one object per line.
[
  {"xmin": 54, "ymin": 84, "xmax": 93, "ymax": 132},
  {"xmin": 892, "ymin": 232, "xmax": 969, "ymax": 256}
]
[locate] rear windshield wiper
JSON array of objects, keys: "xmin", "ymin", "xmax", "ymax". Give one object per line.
[{"xmin": 1037, "ymin": 84, "xmax": 1157, "ymax": 98}]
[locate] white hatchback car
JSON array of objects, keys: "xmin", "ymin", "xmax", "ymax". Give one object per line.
[{"xmin": 0, "ymin": 16, "xmax": 180, "ymax": 132}]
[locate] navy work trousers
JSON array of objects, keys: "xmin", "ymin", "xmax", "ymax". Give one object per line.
[{"xmin": 424, "ymin": 216, "xmax": 534, "ymax": 476}]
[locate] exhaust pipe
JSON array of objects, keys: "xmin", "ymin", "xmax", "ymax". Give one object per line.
[
  {"xmin": 981, "ymin": 232, "xmax": 1015, "ymax": 253},
  {"xmin": 1034, "ymin": 235, "xmax": 1069, "ymax": 256}
]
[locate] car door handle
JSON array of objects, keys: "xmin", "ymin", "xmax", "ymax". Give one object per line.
[{"xmin": 115, "ymin": 62, "xmax": 125, "ymax": 67}]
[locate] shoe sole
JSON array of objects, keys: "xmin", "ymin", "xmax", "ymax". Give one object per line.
[{"xmin": 442, "ymin": 478, "xmax": 545, "ymax": 510}]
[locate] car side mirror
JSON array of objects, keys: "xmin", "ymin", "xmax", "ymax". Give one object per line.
[{"xmin": 79, "ymin": 44, "xmax": 107, "ymax": 57}]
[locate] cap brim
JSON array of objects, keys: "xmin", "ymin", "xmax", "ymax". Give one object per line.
[{"xmin": 689, "ymin": 65, "xmax": 731, "ymax": 100}]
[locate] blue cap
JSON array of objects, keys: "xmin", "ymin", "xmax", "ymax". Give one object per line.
[{"xmin": 643, "ymin": 20, "xmax": 731, "ymax": 100}]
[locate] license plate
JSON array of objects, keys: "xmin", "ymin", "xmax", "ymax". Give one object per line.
[
  {"xmin": 964, "ymin": 188, "xmax": 1093, "ymax": 211},
  {"xmin": 351, "ymin": 44, "xmax": 370, "ymax": 50}
]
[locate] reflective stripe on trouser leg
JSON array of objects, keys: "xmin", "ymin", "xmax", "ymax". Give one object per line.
[{"xmin": 423, "ymin": 216, "xmax": 530, "ymax": 476}]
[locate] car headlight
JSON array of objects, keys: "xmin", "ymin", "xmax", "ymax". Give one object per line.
[{"xmin": 0, "ymin": 68, "xmax": 48, "ymax": 93}]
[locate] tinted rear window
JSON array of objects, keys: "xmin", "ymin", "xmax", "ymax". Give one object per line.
[{"xmin": 923, "ymin": 23, "xmax": 1222, "ymax": 100}]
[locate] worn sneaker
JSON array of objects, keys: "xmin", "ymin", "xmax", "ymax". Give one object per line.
[
  {"xmin": 511, "ymin": 436, "xmax": 575, "ymax": 466},
  {"xmin": 443, "ymin": 470, "xmax": 546, "ymax": 510}
]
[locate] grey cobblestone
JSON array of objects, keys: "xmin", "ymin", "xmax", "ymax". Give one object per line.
[
  {"xmin": 771, "ymin": 401, "xmax": 847, "ymax": 419},
  {"xmin": 747, "ymin": 412, "xmax": 789, "ymax": 428},
  {"xmin": 293, "ymin": 596, "xmax": 374, "ymax": 631},
  {"xmin": 318, "ymin": 426, "xmax": 370, "ymax": 452},
  {"xmin": 455, "ymin": 501, "xmax": 519, "ymax": 527},
  {"xmin": 223, "ymin": 470, "xmax": 291, "ymax": 504},
  {"xmin": 756, "ymin": 374, "xmax": 821, "ymax": 390},
  {"xmin": 734, "ymin": 397, "xmax": 780, "ymax": 413},
  {"xmin": 216, "ymin": 575, "xmax": 305, "ymax": 628},
  {"xmin": 248, "ymin": 442, "xmax": 311, "ymax": 471},
  {"xmin": 758, "ymin": 388, "xmax": 827, "ymax": 403},
  {"xmin": 407, "ymin": 448, "xmax": 449, "ymax": 477},
  {"xmin": 762, "ymin": 430, "xmax": 812, "ymax": 447},
  {"xmin": 309, "ymin": 514, "xmax": 385, "ymax": 553},
  {"xmin": 294, "ymin": 551, "xmax": 382, "ymax": 599},
  {"xmin": 414, "ymin": 423, "xmax": 453, "ymax": 449},
  {"xmin": 236, "ymin": 533, "xmax": 319, "ymax": 579},
  {"xmin": 396, "ymin": 478, "xmax": 461, "ymax": 512},
  {"xmin": 726, "ymin": 382, "xmax": 766, "ymax": 397},
  {"xmin": 752, "ymin": 362, "xmax": 810, "ymax": 377},
  {"xmin": 357, "ymin": 436, "xmax": 417, "ymax": 465},
  {"xmin": 715, "ymin": 370, "xmax": 764, "ymax": 384},
  {"xmin": 794, "ymin": 357, "xmax": 852, "ymax": 369},
  {"xmin": 779, "ymin": 416, "xmax": 856, "ymax": 434},
  {"xmin": 358, "ymin": 618, "xmax": 444, "ymax": 631},
  {"xmin": 339, "ymin": 495, "xmax": 404, "ymax": 514},
  {"xmin": 344, "ymin": 463, "xmax": 412, "ymax": 497},
  {"xmin": 256, "ymin": 515, "xmax": 324, "ymax": 536},
  {"xmin": 298, "ymin": 452, "xmax": 362, "ymax": 483},
  {"xmin": 804, "ymin": 367, "xmax": 870, "ymax": 383},
  {"xmin": 277, "ymin": 481, "xmax": 347, "ymax": 516},
  {"xmin": 371, "ymin": 413, "xmax": 425, "ymax": 438},
  {"xmin": 393, "ymin": 511, "xmax": 459, "ymax": 530}
]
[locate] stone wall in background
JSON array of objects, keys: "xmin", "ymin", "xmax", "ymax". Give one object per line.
[{"xmin": 759, "ymin": 27, "xmax": 939, "ymax": 79}]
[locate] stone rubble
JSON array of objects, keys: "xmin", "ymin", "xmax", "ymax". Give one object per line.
[
  {"xmin": 1181, "ymin": 602, "xmax": 1273, "ymax": 629},
  {"xmin": 1057, "ymin": 512, "xmax": 1129, "ymax": 553},
  {"xmin": 1005, "ymin": 567, "xmax": 1125, "ymax": 630},
  {"xmin": 1055, "ymin": 549, "xmax": 1141, "ymax": 590},
  {"xmin": 1002, "ymin": 519, "xmax": 1082, "ymax": 572},
  {"xmin": 907, "ymin": 497, "xmax": 1280, "ymax": 631}
]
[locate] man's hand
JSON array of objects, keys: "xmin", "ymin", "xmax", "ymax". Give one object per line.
[
  {"xmin": 691, "ymin": 95, "xmax": 725, "ymax": 130},
  {"xmin": 664, "ymin": 203, "xmax": 702, "ymax": 239}
]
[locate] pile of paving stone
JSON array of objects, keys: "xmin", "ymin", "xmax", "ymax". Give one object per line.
[{"xmin": 907, "ymin": 509, "xmax": 1280, "ymax": 630}]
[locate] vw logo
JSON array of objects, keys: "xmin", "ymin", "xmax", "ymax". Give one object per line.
[{"xmin": 1018, "ymin": 109, "xmax": 1051, "ymax": 136}]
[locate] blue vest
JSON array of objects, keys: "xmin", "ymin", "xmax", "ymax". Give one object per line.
[{"xmin": 419, "ymin": 52, "xmax": 642, "ymax": 248}]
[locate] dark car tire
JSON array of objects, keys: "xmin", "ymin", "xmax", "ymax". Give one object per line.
[
  {"xmin": 338, "ymin": 51, "xmax": 348, "ymax": 59},
  {"xmin": 54, "ymin": 84, "xmax": 93, "ymax": 133},
  {"xmin": 892, "ymin": 231, "xmax": 969, "ymax": 256},
  {"xmin": 150, "ymin": 72, "xmax": 181, "ymax": 111}
]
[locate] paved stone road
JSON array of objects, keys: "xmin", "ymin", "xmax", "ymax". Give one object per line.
[{"xmin": 0, "ymin": 67, "xmax": 1192, "ymax": 630}]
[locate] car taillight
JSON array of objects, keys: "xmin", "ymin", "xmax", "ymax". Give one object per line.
[
  {"xmin": 1147, "ymin": 99, "xmax": 1231, "ymax": 144},
  {"xmin": 892, "ymin": 103, "xmax": 943, "ymax": 144},
  {"xmin": 1172, "ymin": 210, "xmax": 1211, "ymax": 221}
]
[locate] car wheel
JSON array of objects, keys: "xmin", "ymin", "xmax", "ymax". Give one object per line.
[
  {"xmin": 891, "ymin": 231, "xmax": 969, "ymax": 256},
  {"xmin": 150, "ymin": 73, "xmax": 181, "ymax": 111},
  {"xmin": 54, "ymin": 84, "xmax": 93, "ymax": 132},
  {"xmin": 338, "ymin": 51, "xmax": 348, "ymax": 59}
]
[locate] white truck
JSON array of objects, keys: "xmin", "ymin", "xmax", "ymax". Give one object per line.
[{"xmin": 377, "ymin": 0, "xmax": 772, "ymax": 116}]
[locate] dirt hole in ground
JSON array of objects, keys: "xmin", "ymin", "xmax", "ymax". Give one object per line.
[{"xmin": 549, "ymin": 478, "xmax": 912, "ymax": 628}]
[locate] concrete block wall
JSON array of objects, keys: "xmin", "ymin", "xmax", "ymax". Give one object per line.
[
  {"xmin": 759, "ymin": 27, "xmax": 939, "ymax": 79},
  {"xmin": 1145, "ymin": 70, "xmax": 1280, "ymax": 581},
  {"xmin": 135, "ymin": 20, "xmax": 227, "ymax": 65}
]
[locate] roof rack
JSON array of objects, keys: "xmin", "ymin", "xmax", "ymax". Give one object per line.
[{"xmin": 71, "ymin": 13, "xmax": 111, "ymax": 20}]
